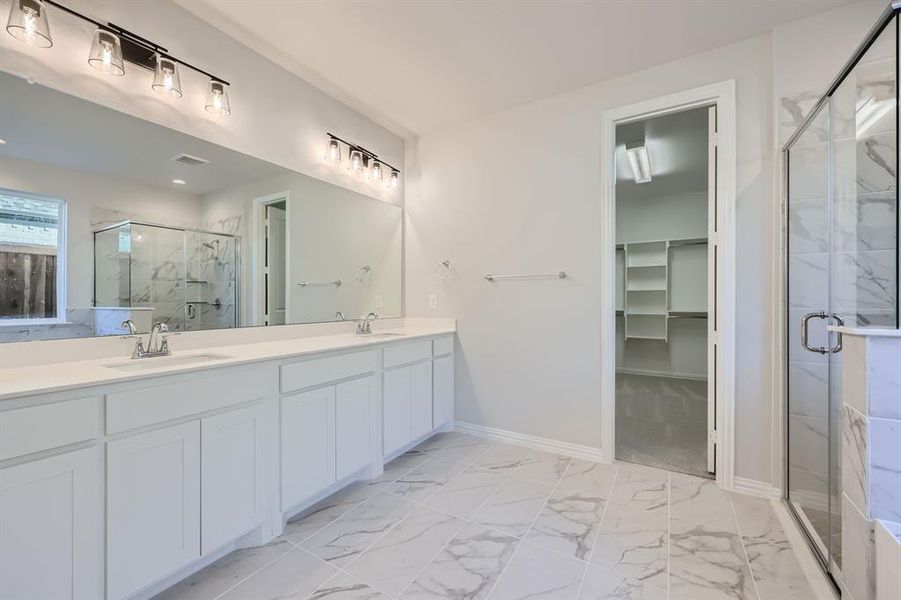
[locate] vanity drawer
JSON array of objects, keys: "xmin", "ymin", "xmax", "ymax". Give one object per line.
[
  {"xmin": 106, "ymin": 369, "xmax": 267, "ymax": 434},
  {"xmin": 281, "ymin": 349, "xmax": 377, "ymax": 394},
  {"xmin": 0, "ymin": 396, "xmax": 99, "ymax": 460},
  {"xmin": 433, "ymin": 336, "xmax": 454, "ymax": 357},
  {"xmin": 383, "ymin": 340, "xmax": 432, "ymax": 369}
]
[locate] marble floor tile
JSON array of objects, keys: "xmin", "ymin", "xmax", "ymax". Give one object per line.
[
  {"xmin": 153, "ymin": 538, "xmax": 295, "ymax": 600},
  {"xmin": 402, "ymin": 523, "xmax": 520, "ymax": 600},
  {"xmin": 309, "ymin": 572, "xmax": 389, "ymax": 600},
  {"xmin": 426, "ymin": 467, "xmax": 508, "ymax": 519},
  {"xmin": 670, "ymin": 473, "xmax": 736, "ymax": 525},
  {"xmin": 512, "ymin": 449, "xmax": 573, "ymax": 484},
  {"xmin": 730, "ymin": 494, "xmax": 817, "ymax": 600},
  {"xmin": 578, "ymin": 563, "xmax": 667, "ymax": 600},
  {"xmin": 218, "ymin": 547, "xmax": 338, "ymax": 600},
  {"xmin": 370, "ymin": 451, "xmax": 431, "ymax": 489},
  {"xmin": 283, "ymin": 482, "xmax": 380, "ymax": 544},
  {"xmin": 605, "ymin": 477, "xmax": 668, "ymax": 519},
  {"xmin": 474, "ymin": 443, "xmax": 533, "ymax": 474},
  {"xmin": 488, "ymin": 542, "xmax": 585, "ymax": 600},
  {"xmin": 387, "ymin": 456, "xmax": 469, "ymax": 503},
  {"xmin": 526, "ymin": 461, "xmax": 615, "ymax": 560},
  {"xmin": 590, "ymin": 512, "xmax": 667, "ymax": 587},
  {"xmin": 669, "ymin": 516, "xmax": 757, "ymax": 600},
  {"xmin": 301, "ymin": 492, "xmax": 412, "ymax": 566},
  {"xmin": 472, "ymin": 476, "xmax": 554, "ymax": 538},
  {"xmin": 425, "ymin": 436, "xmax": 494, "ymax": 464},
  {"xmin": 345, "ymin": 505, "xmax": 465, "ymax": 597}
]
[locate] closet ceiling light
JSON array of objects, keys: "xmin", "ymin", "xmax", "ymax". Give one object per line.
[
  {"xmin": 625, "ymin": 143, "xmax": 652, "ymax": 184},
  {"xmin": 6, "ymin": 0, "xmax": 52, "ymax": 48},
  {"xmin": 88, "ymin": 29, "xmax": 125, "ymax": 76},
  {"xmin": 205, "ymin": 80, "xmax": 231, "ymax": 116},
  {"xmin": 153, "ymin": 56, "xmax": 182, "ymax": 97}
]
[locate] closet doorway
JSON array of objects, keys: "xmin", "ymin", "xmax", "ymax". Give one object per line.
[{"xmin": 600, "ymin": 82, "xmax": 736, "ymax": 484}]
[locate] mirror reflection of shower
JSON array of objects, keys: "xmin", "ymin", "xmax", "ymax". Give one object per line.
[{"xmin": 93, "ymin": 221, "xmax": 239, "ymax": 334}]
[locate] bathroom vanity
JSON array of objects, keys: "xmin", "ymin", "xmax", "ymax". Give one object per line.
[{"xmin": 0, "ymin": 322, "xmax": 455, "ymax": 600}]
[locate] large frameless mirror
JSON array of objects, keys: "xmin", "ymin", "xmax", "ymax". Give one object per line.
[{"xmin": 0, "ymin": 71, "xmax": 402, "ymax": 341}]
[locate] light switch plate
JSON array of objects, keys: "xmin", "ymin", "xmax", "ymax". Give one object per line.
[
  {"xmin": 375, "ymin": 294, "xmax": 383, "ymax": 308},
  {"xmin": 429, "ymin": 294, "xmax": 439, "ymax": 310}
]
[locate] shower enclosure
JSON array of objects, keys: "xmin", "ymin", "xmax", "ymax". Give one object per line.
[
  {"xmin": 94, "ymin": 221, "xmax": 239, "ymax": 332},
  {"xmin": 784, "ymin": 5, "xmax": 898, "ymax": 587}
]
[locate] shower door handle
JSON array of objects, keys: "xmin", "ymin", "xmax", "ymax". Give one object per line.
[
  {"xmin": 829, "ymin": 314, "xmax": 844, "ymax": 353},
  {"xmin": 801, "ymin": 311, "xmax": 829, "ymax": 354}
]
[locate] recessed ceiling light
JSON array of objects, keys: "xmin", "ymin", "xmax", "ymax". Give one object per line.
[
  {"xmin": 0, "ymin": 138, "xmax": 6, "ymax": 145},
  {"xmin": 172, "ymin": 179, "xmax": 186, "ymax": 185},
  {"xmin": 625, "ymin": 141, "xmax": 652, "ymax": 184}
]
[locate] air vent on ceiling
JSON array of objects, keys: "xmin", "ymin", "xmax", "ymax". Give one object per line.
[{"xmin": 171, "ymin": 153, "xmax": 210, "ymax": 167}]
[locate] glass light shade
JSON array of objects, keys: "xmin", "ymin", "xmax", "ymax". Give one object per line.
[
  {"xmin": 205, "ymin": 80, "xmax": 231, "ymax": 116},
  {"xmin": 6, "ymin": 0, "xmax": 52, "ymax": 48},
  {"xmin": 349, "ymin": 149, "xmax": 364, "ymax": 174},
  {"xmin": 88, "ymin": 29, "xmax": 125, "ymax": 76},
  {"xmin": 324, "ymin": 137, "xmax": 341, "ymax": 162},
  {"xmin": 369, "ymin": 160, "xmax": 384, "ymax": 183},
  {"xmin": 388, "ymin": 170, "xmax": 400, "ymax": 190},
  {"xmin": 152, "ymin": 56, "xmax": 182, "ymax": 98}
]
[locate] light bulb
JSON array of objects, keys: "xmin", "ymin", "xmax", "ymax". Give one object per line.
[
  {"xmin": 205, "ymin": 80, "xmax": 231, "ymax": 116},
  {"xmin": 323, "ymin": 137, "xmax": 341, "ymax": 162},
  {"xmin": 152, "ymin": 56, "xmax": 182, "ymax": 98},
  {"xmin": 6, "ymin": 0, "xmax": 52, "ymax": 48},
  {"xmin": 388, "ymin": 170, "xmax": 400, "ymax": 190},
  {"xmin": 88, "ymin": 29, "xmax": 125, "ymax": 76},
  {"xmin": 369, "ymin": 160, "xmax": 384, "ymax": 183},
  {"xmin": 349, "ymin": 150, "xmax": 364, "ymax": 175}
]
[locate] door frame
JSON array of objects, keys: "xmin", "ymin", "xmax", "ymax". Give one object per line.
[
  {"xmin": 599, "ymin": 80, "xmax": 737, "ymax": 489},
  {"xmin": 250, "ymin": 191, "xmax": 291, "ymax": 326}
]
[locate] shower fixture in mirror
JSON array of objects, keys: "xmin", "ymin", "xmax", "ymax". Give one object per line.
[{"xmin": 0, "ymin": 71, "xmax": 403, "ymax": 342}]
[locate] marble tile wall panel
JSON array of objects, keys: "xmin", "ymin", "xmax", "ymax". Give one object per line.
[
  {"xmin": 843, "ymin": 404, "xmax": 870, "ymax": 518},
  {"xmin": 869, "ymin": 417, "xmax": 901, "ymax": 523},
  {"xmin": 868, "ymin": 337, "xmax": 901, "ymax": 420},
  {"xmin": 875, "ymin": 520, "xmax": 901, "ymax": 600},
  {"xmin": 843, "ymin": 493, "xmax": 876, "ymax": 600}
]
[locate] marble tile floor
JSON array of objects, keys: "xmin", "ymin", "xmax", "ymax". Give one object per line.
[{"xmin": 156, "ymin": 433, "xmax": 822, "ymax": 600}]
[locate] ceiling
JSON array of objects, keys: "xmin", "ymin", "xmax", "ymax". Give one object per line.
[
  {"xmin": 0, "ymin": 72, "xmax": 288, "ymax": 196},
  {"xmin": 615, "ymin": 106, "xmax": 710, "ymax": 200},
  {"xmin": 176, "ymin": 0, "xmax": 851, "ymax": 136}
]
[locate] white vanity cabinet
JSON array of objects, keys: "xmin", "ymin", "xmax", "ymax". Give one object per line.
[
  {"xmin": 0, "ymin": 446, "xmax": 101, "ymax": 600},
  {"xmin": 107, "ymin": 421, "xmax": 202, "ymax": 600},
  {"xmin": 383, "ymin": 337, "xmax": 454, "ymax": 456},
  {"xmin": 279, "ymin": 350, "xmax": 378, "ymax": 511}
]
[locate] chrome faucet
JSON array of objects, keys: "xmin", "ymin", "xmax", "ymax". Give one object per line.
[
  {"xmin": 355, "ymin": 312, "xmax": 378, "ymax": 335},
  {"xmin": 122, "ymin": 320, "xmax": 172, "ymax": 359},
  {"xmin": 336, "ymin": 311, "xmax": 346, "ymax": 321}
]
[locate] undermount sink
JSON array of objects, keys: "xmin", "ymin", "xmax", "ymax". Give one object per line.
[{"xmin": 104, "ymin": 353, "xmax": 233, "ymax": 371}]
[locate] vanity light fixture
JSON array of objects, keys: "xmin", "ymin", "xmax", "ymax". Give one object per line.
[
  {"xmin": 625, "ymin": 141, "xmax": 652, "ymax": 184},
  {"xmin": 323, "ymin": 133, "xmax": 401, "ymax": 192},
  {"xmin": 5, "ymin": 1, "xmax": 231, "ymax": 114},
  {"xmin": 205, "ymin": 80, "xmax": 231, "ymax": 116},
  {"xmin": 88, "ymin": 28, "xmax": 125, "ymax": 76},
  {"xmin": 6, "ymin": 0, "xmax": 52, "ymax": 48}
]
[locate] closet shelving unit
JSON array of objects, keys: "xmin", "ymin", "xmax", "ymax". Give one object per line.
[{"xmin": 617, "ymin": 236, "xmax": 708, "ymax": 342}]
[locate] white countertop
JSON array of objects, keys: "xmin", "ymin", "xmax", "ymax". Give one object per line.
[{"xmin": 0, "ymin": 321, "xmax": 455, "ymax": 401}]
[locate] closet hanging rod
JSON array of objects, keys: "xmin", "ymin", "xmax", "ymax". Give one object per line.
[
  {"xmin": 297, "ymin": 280, "xmax": 343, "ymax": 287},
  {"xmin": 484, "ymin": 271, "xmax": 567, "ymax": 282}
]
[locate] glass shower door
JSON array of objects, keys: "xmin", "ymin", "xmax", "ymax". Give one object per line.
[{"xmin": 786, "ymin": 16, "xmax": 898, "ymax": 580}]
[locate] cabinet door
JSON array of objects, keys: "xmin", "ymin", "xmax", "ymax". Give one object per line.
[
  {"xmin": 336, "ymin": 376, "xmax": 375, "ymax": 480},
  {"xmin": 433, "ymin": 355, "xmax": 455, "ymax": 427},
  {"xmin": 383, "ymin": 367, "xmax": 411, "ymax": 455},
  {"xmin": 107, "ymin": 421, "xmax": 201, "ymax": 600},
  {"xmin": 410, "ymin": 361, "xmax": 434, "ymax": 440},
  {"xmin": 0, "ymin": 447, "xmax": 100, "ymax": 600},
  {"xmin": 201, "ymin": 405, "xmax": 264, "ymax": 554},
  {"xmin": 281, "ymin": 387, "xmax": 336, "ymax": 509}
]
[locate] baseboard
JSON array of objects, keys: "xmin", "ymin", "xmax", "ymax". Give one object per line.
[
  {"xmin": 454, "ymin": 421, "xmax": 607, "ymax": 463},
  {"xmin": 732, "ymin": 476, "xmax": 781, "ymax": 499}
]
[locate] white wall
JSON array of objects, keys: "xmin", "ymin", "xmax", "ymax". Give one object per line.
[
  {"xmin": 0, "ymin": 0, "xmax": 404, "ymax": 205},
  {"xmin": 0, "ymin": 155, "xmax": 201, "ymax": 316},
  {"xmin": 405, "ymin": 35, "xmax": 774, "ymax": 481}
]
